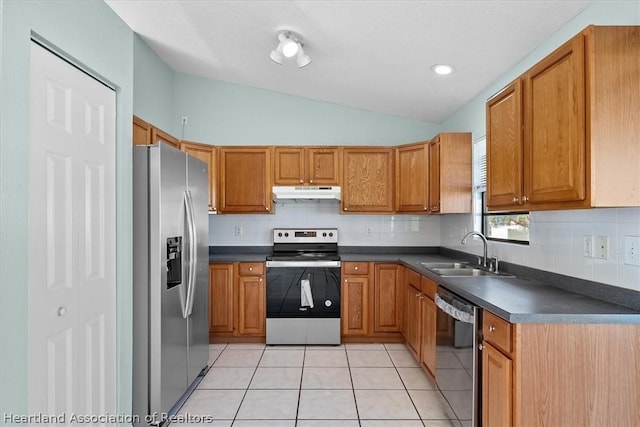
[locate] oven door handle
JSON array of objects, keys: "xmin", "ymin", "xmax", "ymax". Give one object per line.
[
  {"xmin": 435, "ymin": 294, "xmax": 474, "ymax": 324},
  {"xmin": 266, "ymin": 260, "xmax": 341, "ymax": 268}
]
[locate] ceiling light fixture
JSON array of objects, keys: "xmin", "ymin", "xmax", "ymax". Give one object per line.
[
  {"xmin": 431, "ymin": 64, "xmax": 455, "ymax": 75},
  {"xmin": 269, "ymin": 30, "xmax": 311, "ymax": 68}
]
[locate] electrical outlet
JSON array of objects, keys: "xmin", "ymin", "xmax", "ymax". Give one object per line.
[
  {"xmin": 624, "ymin": 235, "xmax": 640, "ymax": 266},
  {"xmin": 235, "ymin": 225, "xmax": 243, "ymax": 237},
  {"xmin": 594, "ymin": 236, "xmax": 609, "ymax": 260},
  {"xmin": 583, "ymin": 235, "xmax": 593, "ymax": 258},
  {"xmin": 365, "ymin": 227, "xmax": 372, "ymax": 236}
]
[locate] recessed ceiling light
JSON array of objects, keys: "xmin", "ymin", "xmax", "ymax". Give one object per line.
[{"xmin": 431, "ymin": 64, "xmax": 455, "ymax": 75}]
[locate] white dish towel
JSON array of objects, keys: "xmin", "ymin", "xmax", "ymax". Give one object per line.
[{"xmin": 300, "ymin": 278, "xmax": 314, "ymax": 308}]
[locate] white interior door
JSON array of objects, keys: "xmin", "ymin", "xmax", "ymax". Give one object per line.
[{"xmin": 28, "ymin": 42, "xmax": 116, "ymax": 423}]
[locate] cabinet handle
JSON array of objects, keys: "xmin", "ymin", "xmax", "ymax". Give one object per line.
[
  {"xmin": 523, "ymin": 196, "xmax": 529, "ymax": 202},
  {"xmin": 415, "ymin": 293, "xmax": 420, "ymax": 298},
  {"xmin": 512, "ymin": 197, "xmax": 519, "ymax": 203},
  {"xmin": 488, "ymin": 325, "xmax": 496, "ymax": 332}
]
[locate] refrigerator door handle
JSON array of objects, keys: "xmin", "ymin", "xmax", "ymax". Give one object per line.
[{"xmin": 183, "ymin": 190, "xmax": 197, "ymax": 318}]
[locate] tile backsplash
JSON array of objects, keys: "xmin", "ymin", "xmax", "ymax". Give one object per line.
[
  {"xmin": 440, "ymin": 208, "xmax": 640, "ymax": 292},
  {"xmin": 209, "ymin": 201, "xmax": 442, "ymax": 247}
]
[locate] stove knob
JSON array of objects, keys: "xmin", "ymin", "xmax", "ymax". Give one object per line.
[
  {"xmin": 329, "ymin": 232, "xmax": 333, "ymax": 237},
  {"xmin": 284, "ymin": 232, "xmax": 289, "ymax": 237},
  {"xmin": 322, "ymin": 232, "xmax": 327, "ymax": 237},
  {"xmin": 324, "ymin": 300, "xmax": 332, "ymax": 307},
  {"xmin": 278, "ymin": 232, "xmax": 283, "ymax": 237}
]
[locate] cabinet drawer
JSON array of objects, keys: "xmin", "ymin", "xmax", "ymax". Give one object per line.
[
  {"xmin": 238, "ymin": 262, "xmax": 264, "ymax": 276},
  {"xmin": 343, "ymin": 262, "xmax": 369, "ymax": 275},
  {"xmin": 483, "ymin": 311, "xmax": 512, "ymax": 355}
]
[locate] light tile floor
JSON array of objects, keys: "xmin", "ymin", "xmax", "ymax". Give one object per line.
[{"xmin": 174, "ymin": 343, "xmax": 471, "ymax": 427}]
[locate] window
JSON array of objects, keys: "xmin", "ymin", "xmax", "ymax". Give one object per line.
[{"xmin": 473, "ymin": 137, "xmax": 529, "ymax": 244}]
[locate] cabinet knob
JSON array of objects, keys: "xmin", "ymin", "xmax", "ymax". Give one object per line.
[
  {"xmin": 266, "ymin": 207, "xmax": 270, "ymax": 211},
  {"xmin": 354, "ymin": 266, "xmax": 358, "ymax": 271},
  {"xmin": 523, "ymin": 196, "xmax": 529, "ymax": 202},
  {"xmin": 424, "ymin": 207, "xmax": 428, "ymax": 210},
  {"xmin": 300, "ymin": 179, "xmax": 304, "ymax": 183},
  {"xmin": 309, "ymin": 179, "xmax": 313, "ymax": 183},
  {"xmin": 512, "ymin": 197, "xmax": 519, "ymax": 203},
  {"xmin": 249, "ymin": 267, "xmax": 253, "ymax": 271},
  {"xmin": 488, "ymin": 325, "xmax": 496, "ymax": 332},
  {"xmin": 344, "ymin": 208, "xmax": 348, "ymax": 211}
]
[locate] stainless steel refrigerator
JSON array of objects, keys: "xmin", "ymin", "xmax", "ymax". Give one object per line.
[{"xmin": 133, "ymin": 142, "xmax": 209, "ymax": 425}]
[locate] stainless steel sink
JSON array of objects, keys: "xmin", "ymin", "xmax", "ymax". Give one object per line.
[
  {"xmin": 430, "ymin": 268, "xmax": 494, "ymax": 277},
  {"xmin": 419, "ymin": 262, "xmax": 468, "ymax": 269}
]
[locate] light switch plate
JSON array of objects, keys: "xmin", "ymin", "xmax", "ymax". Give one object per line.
[
  {"xmin": 583, "ymin": 235, "xmax": 593, "ymax": 258},
  {"xmin": 624, "ymin": 235, "xmax": 640, "ymax": 266}
]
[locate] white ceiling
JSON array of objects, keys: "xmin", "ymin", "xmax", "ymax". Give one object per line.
[{"xmin": 106, "ymin": 0, "xmax": 590, "ymax": 124}]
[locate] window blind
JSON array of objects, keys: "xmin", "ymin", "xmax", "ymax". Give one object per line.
[{"xmin": 473, "ymin": 137, "xmax": 486, "ymax": 192}]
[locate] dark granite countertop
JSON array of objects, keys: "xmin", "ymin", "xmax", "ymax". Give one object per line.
[{"xmin": 210, "ymin": 246, "xmax": 640, "ymax": 324}]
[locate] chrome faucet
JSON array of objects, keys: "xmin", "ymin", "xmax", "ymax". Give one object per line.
[{"xmin": 461, "ymin": 231, "xmax": 488, "ymax": 268}]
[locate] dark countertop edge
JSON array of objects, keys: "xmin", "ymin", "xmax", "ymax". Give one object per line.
[
  {"xmin": 440, "ymin": 247, "xmax": 640, "ymax": 312},
  {"xmin": 209, "ymin": 246, "xmax": 272, "ymax": 255},
  {"xmin": 339, "ymin": 246, "xmax": 440, "ymax": 255}
]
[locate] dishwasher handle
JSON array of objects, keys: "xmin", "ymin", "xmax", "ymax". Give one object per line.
[{"xmin": 435, "ymin": 293, "xmax": 474, "ymax": 324}]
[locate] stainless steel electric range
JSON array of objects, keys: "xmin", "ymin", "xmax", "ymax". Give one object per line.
[{"xmin": 265, "ymin": 228, "xmax": 341, "ymax": 345}]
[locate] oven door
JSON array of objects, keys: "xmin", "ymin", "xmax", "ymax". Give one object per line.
[{"xmin": 265, "ymin": 262, "xmax": 341, "ymax": 319}]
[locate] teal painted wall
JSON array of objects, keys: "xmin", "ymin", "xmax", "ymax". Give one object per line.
[
  {"xmin": 133, "ymin": 34, "xmax": 175, "ymax": 132},
  {"xmin": 172, "ymin": 72, "xmax": 440, "ymax": 145},
  {"xmin": 0, "ymin": 0, "xmax": 133, "ymax": 423}
]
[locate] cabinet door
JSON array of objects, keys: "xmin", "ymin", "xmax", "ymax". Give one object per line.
[
  {"xmin": 209, "ymin": 263, "xmax": 234, "ymax": 333},
  {"xmin": 396, "ymin": 143, "xmax": 429, "ymax": 212},
  {"xmin": 404, "ymin": 284, "xmax": 421, "ymax": 360},
  {"xmin": 237, "ymin": 275, "xmax": 265, "ymax": 335},
  {"xmin": 374, "ymin": 264, "xmax": 401, "ymax": 333},
  {"xmin": 487, "ymin": 80, "xmax": 524, "ymax": 209},
  {"xmin": 421, "ymin": 296, "xmax": 437, "ymax": 379},
  {"xmin": 307, "ymin": 147, "xmax": 341, "ymax": 185},
  {"xmin": 524, "ymin": 34, "xmax": 586, "ymax": 205},
  {"xmin": 342, "ymin": 276, "xmax": 369, "ymax": 335},
  {"xmin": 181, "ymin": 141, "xmax": 217, "ymax": 212},
  {"xmin": 428, "ymin": 139, "xmax": 441, "ymax": 212},
  {"xmin": 151, "ymin": 126, "xmax": 180, "ymax": 149},
  {"xmin": 342, "ymin": 148, "xmax": 394, "ymax": 213},
  {"xmin": 132, "ymin": 115, "xmax": 151, "ymax": 146},
  {"xmin": 219, "ymin": 147, "xmax": 272, "ymax": 213},
  {"xmin": 482, "ymin": 342, "xmax": 513, "ymax": 427},
  {"xmin": 274, "ymin": 147, "xmax": 305, "ymax": 185}
]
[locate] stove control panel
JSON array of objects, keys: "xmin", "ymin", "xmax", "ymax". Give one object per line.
[{"xmin": 273, "ymin": 228, "xmax": 338, "ymax": 244}]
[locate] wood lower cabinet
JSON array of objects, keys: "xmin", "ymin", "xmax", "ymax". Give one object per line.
[
  {"xmin": 219, "ymin": 147, "xmax": 272, "ymax": 213},
  {"xmin": 487, "ymin": 25, "xmax": 640, "ymax": 211},
  {"xmin": 180, "ymin": 141, "xmax": 217, "ymax": 213},
  {"xmin": 421, "ymin": 294, "xmax": 437, "ymax": 379},
  {"xmin": 273, "ymin": 146, "xmax": 340, "ymax": 185},
  {"xmin": 403, "ymin": 268, "xmax": 423, "ymax": 360},
  {"xmin": 342, "ymin": 147, "xmax": 394, "ymax": 213},
  {"xmin": 209, "ymin": 263, "xmax": 234, "ymax": 333},
  {"xmin": 209, "ymin": 262, "xmax": 265, "ymax": 341},
  {"xmin": 373, "ymin": 264, "xmax": 402, "ymax": 333},
  {"xmin": 342, "ymin": 262, "xmax": 370, "ymax": 336},
  {"xmin": 482, "ymin": 310, "xmax": 640, "ymax": 426},
  {"xmin": 237, "ymin": 262, "xmax": 265, "ymax": 336}
]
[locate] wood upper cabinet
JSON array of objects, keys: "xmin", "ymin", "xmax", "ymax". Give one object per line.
[
  {"xmin": 342, "ymin": 262, "xmax": 371, "ymax": 336},
  {"xmin": 236, "ymin": 262, "xmax": 265, "ymax": 336},
  {"xmin": 342, "ymin": 147, "xmax": 394, "ymax": 213},
  {"xmin": 487, "ymin": 25, "xmax": 640, "ymax": 211},
  {"xmin": 395, "ymin": 142, "xmax": 429, "ymax": 212},
  {"xmin": 218, "ymin": 147, "xmax": 272, "ymax": 214},
  {"xmin": 133, "ymin": 115, "xmax": 152, "ymax": 146},
  {"xmin": 209, "ymin": 263, "xmax": 234, "ymax": 334},
  {"xmin": 429, "ymin": 133, "xmax": 472, "ymax": 214},
  {"xmin": 132, "ymin": 115, "xmax": 180, "ymax": 149},
  {"xmin": 180, "ymin": 141, "xmax": 217, "ymax": 213},
  {"xmin": 428, "ymin": 139, "xmax": 440, "ymax": 212},
  {"xmin": 373, "ymin": 264, "xmax": 402, "ymax": 333},
  {"xmin": 273, "ymin": 146, "xmax": 340, "ymax": 186},
  {"xmin": 487, "ymin": 79, "xmax": 524, "ymax": 208}
]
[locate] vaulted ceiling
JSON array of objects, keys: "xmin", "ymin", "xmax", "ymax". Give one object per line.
[{"xmin": 106, "ymin": 0, "xmax": 590, "ymax": 123}]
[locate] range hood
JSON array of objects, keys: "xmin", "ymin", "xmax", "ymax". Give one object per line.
[{"xmin": 272, "ymin": 186, "xmax": 341, "ymax": 201}]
